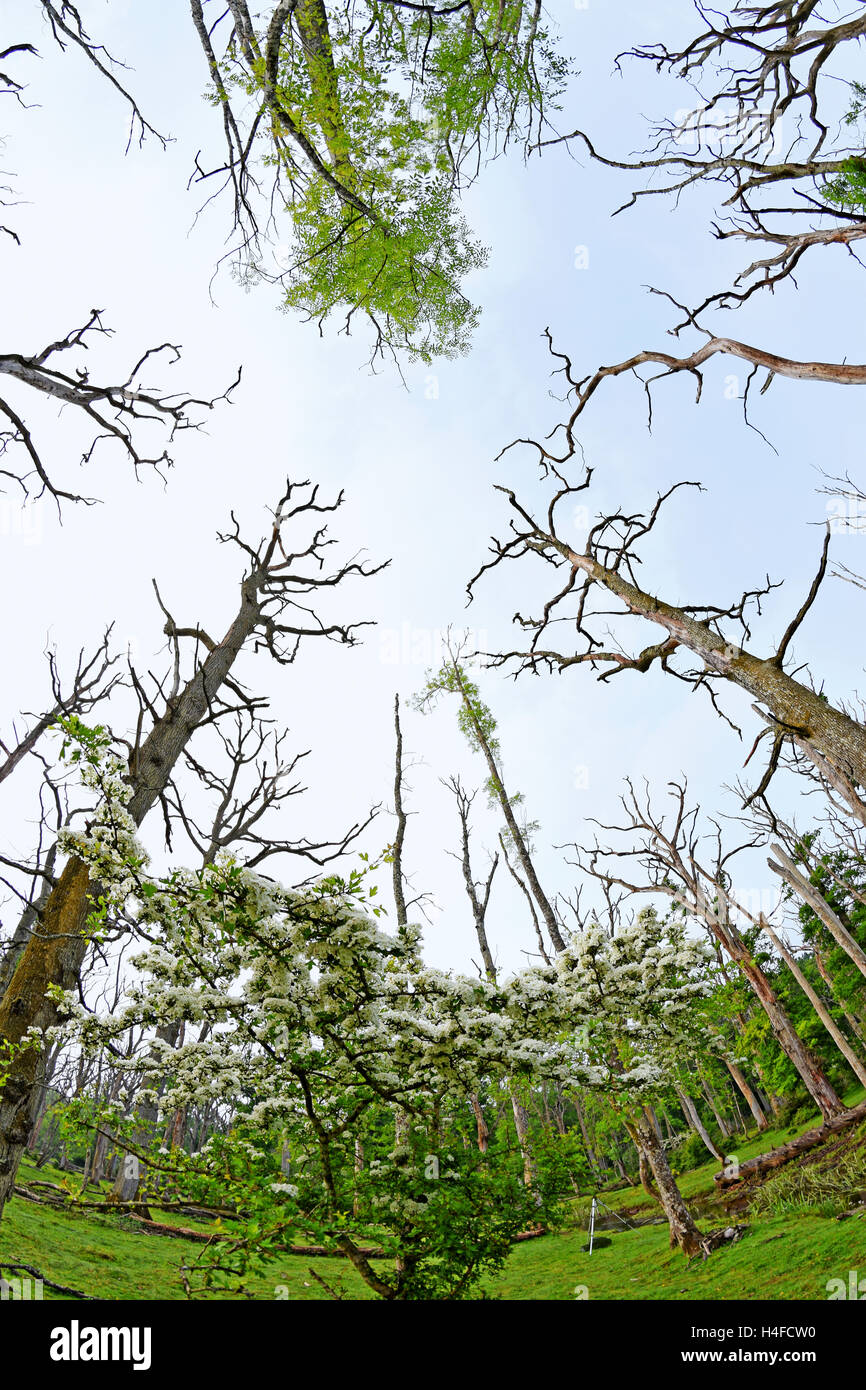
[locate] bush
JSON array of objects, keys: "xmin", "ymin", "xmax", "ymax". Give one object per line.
[{"xmin": 670, "ymin": 1132, "xmax": 716, "ymax": 1175}]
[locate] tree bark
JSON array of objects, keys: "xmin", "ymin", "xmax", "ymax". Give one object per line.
[
  {"xmin": 759, "ymin": 916, "xmax": 866, "ymax": 1088},
  {"xmin": 635, "ymin": 1112, "xmax": 705, "ymax": 1256},
  {"xmin": 768, "ymin": 845, "xmax": 866, "ymax": 981},
  {"xmin": 699, "ymin": 1069, "xmax": 733, "ymax": 1139},
  {"xmin": 0, "ymin": 565, "xmax": 277, "ymax": 1220},
  {"xmin": 294, "ymin": 0, "xmax": 354, "ymax": 183},
  {"xmin": 725, "ymin": 1058, "xmax": 769, "ymax": 1131},
  {"xmin": 0, "ymin": 846, "xmax": 57, "ymax": 1003},
  {"xmin": 509, "ymin": 1087, "xmax": 536, "ymax": 1190},
  {"xmin": 675, "ymin": 1084, "xmax": 724, "ymax": 1161},
  {"xmin": 470, "ymin": 1093, "xmax": 489, "ymax": 1153},
  {"xmin": 715, "ymin": 1096, "xmax": 866, "ymax": 1188},
  {"xmin": 560, "ymin": 542, "xmax": 866, "ymax": 792},
  {"xmin": 685, "ymin": 904, "xmax": 845, "ymax": 1121}
]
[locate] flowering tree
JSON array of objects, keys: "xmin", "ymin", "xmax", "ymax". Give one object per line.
[
  {"xmin": 505, "ymin": 905, "xmax": 734, "ymax": 1256},
  {"xmin": 48, "ymin": 746, "xmax": 563, "ymax": 1297},
  {"xmin": 0, "ymin": 482, "xmax": 384, "ymax": 1221},
  {"xmin": 36, "ymin": 726, "xmax": 742, "ymax": 1285}
]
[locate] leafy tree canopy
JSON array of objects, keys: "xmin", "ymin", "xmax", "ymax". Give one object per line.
[{"xmin": 193, "ymin": 0, "xmax": 571, "ymax": 363}]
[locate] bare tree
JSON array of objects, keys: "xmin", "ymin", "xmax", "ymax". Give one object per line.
[
  {"xmin": 470, "ymin": 461, "xmax": 866, "ymax": 808},
  {"xmin": 1, "ymin": 11, "xmax": 164, "ymax": 245},
  {"xmin": 564, "ymin": 778, "xmax": 847, "ymax": 1121},
  {"xmin": 0, "ymin": 631, "xmax": 119, "ymax": 787},
  {"xmin": 162, "ymin": 706, "xmax": 376, "ymax": 871},
  {"xmin": 442, "ymin": 773, "xmax": 542, "ymax": 1188},
  {"xmin": 0, "ymin": 480, "xmax": 386, "ymax": 1220},
  {"xmin": 443, "ymin": 776, "xmax": 499, "ymax": 980},
  {"xmin": 510, "ymin": 315, "xmax": 866, "ymax": 453},
  {"xmin": 33, "ymin": 3, "xmax": 166, "ymax": 153},
  {"xmin": 414, "ymin": 644, "xmax": 566, "ymax": 954},
  {"xmin": 544, "ymin": 2, "xmax": 866, "ymax": 325},
  {"xmin": 0, "ymin": 311, "xmax": 239, "ymax": 506}
]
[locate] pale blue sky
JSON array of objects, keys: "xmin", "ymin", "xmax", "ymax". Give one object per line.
[{"xmin": 1, "ymin": 0, "xmax": 864, "ymax": 976}]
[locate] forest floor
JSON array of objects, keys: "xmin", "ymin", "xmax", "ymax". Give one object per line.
[{"xmin": 2, "ymin": 1088, "xmax": 865, "ymax": 1301}]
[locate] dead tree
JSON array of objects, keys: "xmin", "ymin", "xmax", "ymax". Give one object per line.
[
  {"xmin": 0, "ymin": 480, "xmax": 386, "ymax": 1221},
  {"xmin": 0, "ymin": 26, "xmax": 226, "ymax": 507},
  {"xmin": 32, "ymin": 3, "xmax": 166, "ymax": 153},
  {"xmin": 510, "ymin": 316, "xmax": 866, "ymax": 453},
  {"xmin": 0, "ymin": 310, "xmax": 239, "ymax": 506},
  {"xmin": 391, "ymin": 696, "xmax": 409, "ymax": 930},
  {"xmin": 563, "ymin": 778, "xmax": 847, "ymax": 1122},
  {"xmin": 414, "ymin": 643, "xmax": 566, "ymax": 955},
  {"xmin": 544, "ymin": 2, "xmax": 866, "ymax": 332},
  {"xmin": 469, "ymin": 463, "xmax": 866, "ymax": 809},
  {"xmin": 443, "ymin": 776, "xmax": 499, "ymax": 981},
  {"xmin": 2, "ymin": 10, "xmax": 164, "ymax": 245},
  {"xmin": 0, "ymin": 631, "xmax": 119, "ymax": 788},
  {"xmin": 162, "ymin": 705, "xmax": 376, "ymax": 872},
  {"xmin": 442, "ymin": 773, "xmax": 542, "ymax": 1187}
]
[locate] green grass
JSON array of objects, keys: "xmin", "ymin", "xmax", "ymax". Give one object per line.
[
  {"xmin": 4, "ymin": 1185, "xmax": 864, "ymax": 1301},
  {"xmin": 2, "ymin": 1086, "xmax": 865, "ymax": 1301},
  {"xmin": 597, "ymin": 1083, "xmax": 866, "ymax": 1219},
  {"xmin": 0, "ymin": 1184, "xmax": 376, "ymax": 1301},
  {"xmin": 486, "ymin": 1216, "xmax": 866, "ymax": 1301}
]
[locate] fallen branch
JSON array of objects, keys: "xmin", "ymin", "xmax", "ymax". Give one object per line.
[{"xmin": 0, "ymin": 1260, "xmax": 97, "ymax": 1300}]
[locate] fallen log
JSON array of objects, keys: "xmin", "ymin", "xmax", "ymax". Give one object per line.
[
  {"xmin": 714, "ymin": 1097, "xmax": 866, "ymax": 1188},
  {"xmin": 132, "ymin": 1219, "xmax": 387, "ymax": 1257},
  {"xmin": 0, "ymin": 1260, "xmax": 96, "ymax": 1301}
]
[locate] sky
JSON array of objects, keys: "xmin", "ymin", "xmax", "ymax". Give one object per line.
[{"xmin": 1, "ymin": 0, "xmax": 865, "ymax": 979}]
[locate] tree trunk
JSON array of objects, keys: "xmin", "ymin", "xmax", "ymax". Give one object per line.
[
  {"xmin": 736, "ymin": 948, "xmax": 844, "ymax": 1120},
  {"xmin": 760, "ymin": 916, "xmax": 866, "ymax": 1088},
  {"xmin": 563, "ymin": 542, "xmax": 866, "ymax": 792},
  {"xmin": 353, "ymin": 1137, "xmax": 363, "ymax": 1219},
  {"xmin": 509, "ymin": 1088, "xmax": 536, "ymax": 1190},
  {"xmin": 814, "ymin": 949, "xmax": 866, "ymax": 1046},
  {"xmin": 453, "ymin": 665, "xmax": 566, "ymax": 954},
  {"xmin": 470, "ymin": 1093, "xmax": 489, "ymax": 1153},
  {"xmin": 0, "ymin": 856, "xmax": 92, "ymax": 1215},
  {"xmin": 294, "ymin": 0, "xmax": 354, "ymax": 183},
  {"xmin": 697, "ymin": 910, "xmax": 845, "ymax": 1120},
  {"xmin": 715, "ymin": 1096, "xmax": 866, "ymax": 1188},
  {"xmin": 635, "ymin": 1112, "xmax": 704, "ymax": 1256},
  {"xmin": 725, "ymin": 1059, "xmax": 769, "ymax": 1131},
  {"xmin": 675, "ymin": 1084, "xmax": 724, "ymax": 1161},
  {"xmin": 0, "ymin": 846, "xmax": 57, "ymax": 1003},
  {"xmin": 0, "ymin": 572, "xmax": 266, "ymax": 1222},
  {"xmin": 768, "ymin": 846, "xmax": 866, "ymax": 981},
  {"xmin": 573, "ymin": 1092, "xmax": 600, "ymax": 1171},
  {"xmin": 699, "ymin": 1070, "xmax": 733, "ymax": 1140},
  {"xmin": 624, "ymin": 1117, "xmax": 662, "ymax": 1206}
]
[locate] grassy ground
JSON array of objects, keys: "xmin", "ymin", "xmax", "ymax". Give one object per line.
[
  {"xmin": 491, "ymin": 1215, "xmax": 866, "ymax": 1301},
  {"xmin": 2, "ymin": 1088, "xmax": 865, "ymax": 1300}
]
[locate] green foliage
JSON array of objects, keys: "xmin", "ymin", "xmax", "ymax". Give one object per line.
[
  {"xmin": 173, "ymin": 1109, "xmax": 567, "ymax": 1301},
  {"xmin": 218, "ymin": 1, "xmax": 572, "ymax": 361},
  {"xmin": 55, "ymin": 715, "xmax": 111, "ymax": 767},
  {"xmin": 822, "ymin": 82, "xmax": 866, "ymax": 210},
  {"xmin": 412, "ymin": 660, "xmax": 534, "ymax": 833},
  {"xmin": 279, "ymin": 170, "xmax": 487, "ymax": 364},
  {"xmin": 669, "ymin": 1131, "xmax": 714, "ymax": 1177}
]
